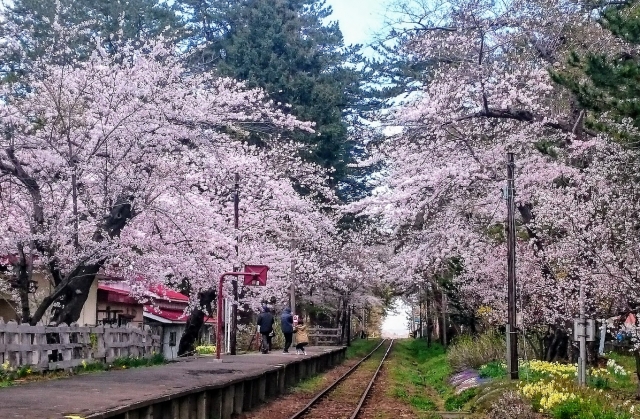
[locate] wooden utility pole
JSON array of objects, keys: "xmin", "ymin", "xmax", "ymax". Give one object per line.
[
  {"xmin": 506, "ymin": 153, "xmax": 519, "ymax": 379},
  {"xmin": 230, "ymin": 173, "xmax": 239, "ymax": 355}
]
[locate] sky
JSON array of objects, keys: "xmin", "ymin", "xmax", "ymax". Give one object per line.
[
  {"xmin": 324, "ymin": 0, "xmax": 411, "ymax": 338},
  {"xmin": 325, "ymin": 0, "xmax": 390, "ymax": 45}
]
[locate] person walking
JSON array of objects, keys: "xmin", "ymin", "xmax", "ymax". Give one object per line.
[
  {"xmin": 294, "ymin": 319, "xmax": 309, "ymax": 355},
  {"xmin": 281, "ymin": 307, "xmax": 294, "ymax": 353},
  {"xmin": 257, "ymin": 305, "xmax": 274, "ymax": 354}
]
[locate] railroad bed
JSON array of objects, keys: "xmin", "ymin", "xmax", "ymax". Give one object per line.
[{"xmin": 287, "ymin": 339, "xmax": 393, "ymax": 419}]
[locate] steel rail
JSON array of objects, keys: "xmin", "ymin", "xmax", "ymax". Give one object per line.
[
  {"xmin": 349, "ymin": 339, "xmax": 394, "ymax": 419},
  {"xmin": 286, "ymin": 339, "xmax": 389, "ymax": 419}
]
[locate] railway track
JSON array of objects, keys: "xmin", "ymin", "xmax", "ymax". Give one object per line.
[{"xmin": 286, "ymin": 339, "xmax": 394, "ymax": 419}]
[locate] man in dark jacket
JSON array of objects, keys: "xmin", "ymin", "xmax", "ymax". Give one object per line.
[
  {"xmin": 257, "ymin": 305, "xmax": 274, "ymax": 354},
  {"xmin": 280, "ymin": 308, "xmax": 294, "ymax": 353}
]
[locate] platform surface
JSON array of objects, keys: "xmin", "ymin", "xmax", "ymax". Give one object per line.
[{"xmin": 0, "ymin": 346, "xmax": 344, "ymax": 419}]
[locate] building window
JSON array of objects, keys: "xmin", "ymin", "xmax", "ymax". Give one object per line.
[{"xmin": 169, "ymin": 331, "xmax": 177, "ymax": 347}]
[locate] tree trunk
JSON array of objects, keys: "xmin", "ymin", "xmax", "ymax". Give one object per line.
[
  {"xmin": 635, "ymin": 350, "xmax": 640, "ymax": 400},
  {"xmin": 340, "ymin": 299, "xmax": 347, "ymax": 345},
  {"xmin": 50, "ymin": 264, "xmax": 102, "ymax": 325},
  {"xmin": 30, "ymin": 196, "xmax": 133, "ymax": 326},
  {"xmin": 16, "ymin": 244, "xmax": 31, "ymax": 324},
  {"xmin": 178, "ymin": 290, "xmax": 216, "ymax": 356}
]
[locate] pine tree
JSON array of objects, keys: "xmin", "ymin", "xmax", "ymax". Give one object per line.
[
  {"xmin": 552, "ymin": 2, "xmax": 640, "ymax": 146},
  {"xmin": 176, "ymin": 0, "xmax": 368, "ymax": 198}
]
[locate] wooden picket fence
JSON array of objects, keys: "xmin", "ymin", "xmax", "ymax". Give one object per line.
[{"xmin": 0, "ymin": 320, "xmax": 161, "ymax": 371}]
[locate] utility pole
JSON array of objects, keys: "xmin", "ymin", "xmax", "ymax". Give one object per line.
[
  {"xmin": 578, "ymin": 283, "xmax": 587, "ymax": 386},
  {"xmin": 230, "ymin": 173, "xmax": 239, "ymax": 355},
  {"xmin": 506, "ymin": 152, "xmax": 519, "ymax": 379}
]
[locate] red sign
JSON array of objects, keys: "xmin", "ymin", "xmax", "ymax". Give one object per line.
[{"xmin": 243, "ymin": 265, "xmax": 269, "ymax": 286}]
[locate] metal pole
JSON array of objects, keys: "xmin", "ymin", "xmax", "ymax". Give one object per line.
[
  {"xmin": 506, "ymin": 152, "xmax": 519, "ymax": 379},
  {"xmin": 216, "ymin": 274, "xmax": 225, "ymax": 360},
  {"xmin": 579, "ymin": 283, "xmax": 587, "ymax": 386},
  {"xmin": 230, "ymin": 173, "xmax": 239, "ymax": 355}
]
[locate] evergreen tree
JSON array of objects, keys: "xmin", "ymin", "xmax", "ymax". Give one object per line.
[
  {"xmin": 176, "ymin": 0, "xmax": 368, "ymax": 198},
  {"xmin": 552, "ymin": 1, "xmax": 640, "ymax": 146},
  {"xmin": 1, "ymin": 0, "xmax": 182, "ymax": 73}
]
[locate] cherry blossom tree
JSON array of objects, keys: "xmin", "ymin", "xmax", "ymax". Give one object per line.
[
  {"xmin": 352, "ymin": 0, "xmax": 640, "ymax": 357},
  {"xmin": 0, "ymin": 18, "xmax": 344, "ymax": 327}
]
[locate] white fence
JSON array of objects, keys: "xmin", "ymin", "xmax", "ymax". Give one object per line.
[{"xmin": 0, "ymin": 321, "xmax": 161, "ymax": 371}]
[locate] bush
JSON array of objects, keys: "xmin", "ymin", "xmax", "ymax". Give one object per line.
[
  {"xmin": 447, "ymin": 331, "xmax": 506, "ymax": 372},
  {"xmin": 488, "ymin": 391, "xmax": 540, "ymax": 419},
  {"xmin": 479, "ymin": 361, "xmax": 507, "ymax": 378},
  {"xmin": 550, "ymin": 398, "xmax": 632, "ymax": 419}
]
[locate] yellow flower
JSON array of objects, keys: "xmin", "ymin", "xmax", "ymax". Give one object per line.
[
  {"xmin": 1, "ymin": 361, "xmax": 9, "ymax": 371},
  {"xmin": 520, "ymin": 380, "xmax": 580, "ymax": 412}
]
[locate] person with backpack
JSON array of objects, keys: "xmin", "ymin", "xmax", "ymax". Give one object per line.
[
  {"xmin": 280, "ymin": 307, "xmax": 294, "ymax": 353},
  {"xmin": 294, "ymin": 319, "xmax": 309, "ymax": 355},
  {"xmin": 257, "ymin": 305, "xmax": 274, "ymax": 354}
]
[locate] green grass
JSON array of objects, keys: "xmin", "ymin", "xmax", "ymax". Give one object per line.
[
  {"xmin": 410, "ymin": 395, "xmax": 437, "ymax": 411},
  {"xmin": 0, "ymin": 353, "xmax": 166, "ymax": 389},
  {"xmin": 110, "ymin": 353, "xmax": 166, "ymax": 369},
  {"xmin": 387, "ymin": 339, "xmax": 455, "ymax": 411},
  {"xmin": 291, "ymin": 374, "xmax": 325, "ymax": 394},
  {"xmin": 444, "ymin": 387, "xmax": 478, "ymax": 411},
  {"xmin": 345, "ymin": 338, "xmax": 383, "ymax": 360},
  {"xmin": 607, "ymin": 352, "xmax": 636, "ymax": 375}
]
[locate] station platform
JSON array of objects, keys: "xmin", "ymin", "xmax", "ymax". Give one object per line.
[{"xmin": 0, "ymin": 346, "xmax": 346, "ymax": 419}]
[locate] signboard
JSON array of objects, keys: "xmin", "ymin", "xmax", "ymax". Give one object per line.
[
  {"xmin": 573, "ymin": 319, "xmax": 597, "ymax": 342},
  {"xmin": 243, "ymin": 265, "xmax": 269, "ymax": 286}
]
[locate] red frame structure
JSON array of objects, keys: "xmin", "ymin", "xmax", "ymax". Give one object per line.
[{"xmin": 216, "ymin": 266, "xmax": 268, "ymax": 359}]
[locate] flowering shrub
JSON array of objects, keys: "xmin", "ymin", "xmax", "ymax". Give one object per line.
[
  {"xmin": 520, "ymin": 380, "xmax": 581, "ymax": 412},
  {"xmin": 524, "ymin": 360, "xmax": 577, "ymax": 380},
  {"xmin": 488, "ymin": 391, "xmax": 540, "ymax": 419}
]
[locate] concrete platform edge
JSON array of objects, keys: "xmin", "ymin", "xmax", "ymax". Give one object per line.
[{"xmin": 83, "ymin": 346, "xmax": 347, "ymax": 419}]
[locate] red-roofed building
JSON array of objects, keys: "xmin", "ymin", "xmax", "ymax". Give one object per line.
[{"xmin": 96, "ymin": 281, "xmax": 215, "ymax": 359}]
